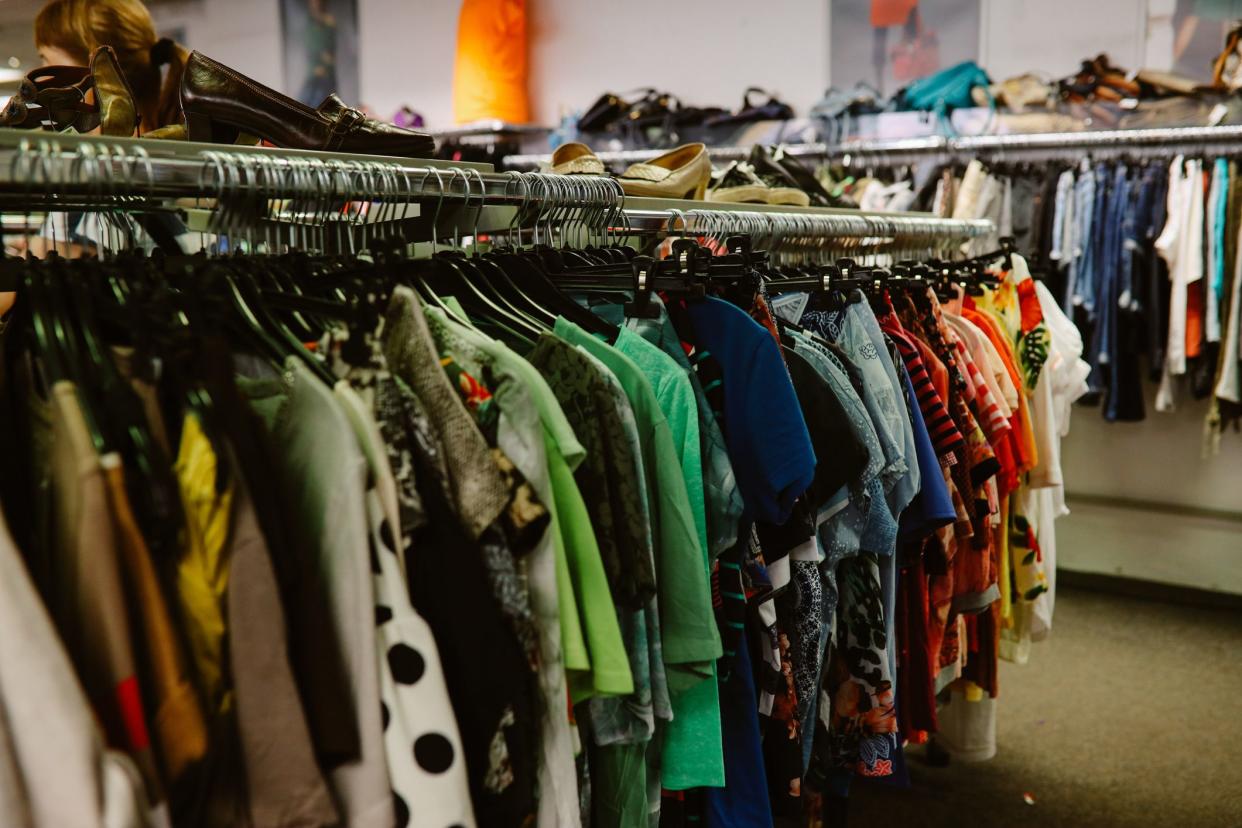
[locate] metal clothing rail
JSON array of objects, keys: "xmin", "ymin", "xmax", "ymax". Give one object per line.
[
  {"xmin": 0, "ymin": 129, "xmax": 991, "ymax": 245},
  {"xmin": 502, "ymin": 124, "xmax": 1242, "ymax": 169}
]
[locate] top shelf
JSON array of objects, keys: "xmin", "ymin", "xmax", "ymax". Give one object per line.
[{"xmin": 503, "ymin": 124, "xmax": 1242, "ymax": 169}]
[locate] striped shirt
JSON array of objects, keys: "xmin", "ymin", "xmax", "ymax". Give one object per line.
[{"xmin": 879, "ymin": 316, "xmax": 965, "ymax": 461}]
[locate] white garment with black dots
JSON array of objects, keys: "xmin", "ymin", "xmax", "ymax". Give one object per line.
[
  {"xmin": 367, "ymin": 486, "xmax": 476, "ymax": 828},
  {"xmin": 335, "ymin": 379, "xmax": 475, "ymax": 828}
]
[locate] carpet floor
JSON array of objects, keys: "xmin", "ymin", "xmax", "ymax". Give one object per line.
[{"xmin": 848, "ymin": 585, "xmax": 1242, "ymax": 827}]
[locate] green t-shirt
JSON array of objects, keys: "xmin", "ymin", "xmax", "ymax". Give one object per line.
[
  {"xmin": 427, "ymin": 303, "xmax": 633, "ymax": 700},
  {"xmin": 554, "ymin": 318, "xmax": 725, "ymax": 789},
  {"xmin": 594, "ymin": 297, "xmax": 743, "ymax": 560}
]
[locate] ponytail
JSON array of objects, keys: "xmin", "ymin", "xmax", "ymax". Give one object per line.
[{"xmin": 149, "ymin": 36, "xmax": 189, "ymax": 133}]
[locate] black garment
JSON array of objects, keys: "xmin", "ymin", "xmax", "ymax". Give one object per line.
[
  {"xmin": 527, "ymin": 333, "xmax": 657, "ymax": 610},
  {"xmin": 379, "ymin": 376, "xmax": 538, "ymax": 828},
  {"xmin": 1146, "ymin": 169, "xmax": 1172, "ymax": 381},
  {"xmin": 783, "ymin": 346, "xmax": 868, "ymax": 510}
]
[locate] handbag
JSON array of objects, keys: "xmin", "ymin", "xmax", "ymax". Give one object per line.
[
  {"xmin": 894, "ymin": 60, "xmax": 992, "ymax": 118},
  {"xmin": 894, "ymin": 60, "xmax": 994, "ymax": 135}
]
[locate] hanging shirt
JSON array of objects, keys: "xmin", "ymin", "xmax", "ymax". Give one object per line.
[
  {"xmin": 384, "ymin": 289, "xmax": 540, "ymax": 826},
  {"xmin": 1216, "ymin": 217, "xmax": 1242, "ymax": 403},
  {"xmin": 553, "ymin": 317, "xmax": 724, "ymax": 790},
  {"xmin": 430, "ymin": 304, "xmax": 635, "ymax": 703},
  {"xmin": 682, "ymin": 297, "xmax": 816, "ymax": 524},
  {"xmin": 236, "ymin": 357, "xmax": 395, "ymax": 828},
  {"xmin": 34, "ymin": 379, "xmax": 161, "ymax": 802},
  {"xmin": 330, "ymin": 351, "xmax": 479, "ymax": 828},
  {"xmin": 1067, "ymin": 160, "xmax": 1096, "ymax": 312},
  {"xmin": 594, "ymin": 297, "xmax": 744, "ymax": 560},
  {"xmin": 1209, "ymin": 158, "xmax": 1229, "ymax": 343},
  {"xmin": 1048, "ymin": 168, "xmax": 1075, "ymax": 264},
  {"xmin": 1156, "ymin": 157, "xmax": 1203, "ymax": 376}
]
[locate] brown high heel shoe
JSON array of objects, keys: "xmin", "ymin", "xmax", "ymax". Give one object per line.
[
  {"xmin": 180, "ymin": 51, "xmax": 435, "ymax": 158},
  {"xmin": 89, "ymin": 46, "xmax": 138, "ymax": 137},
  {"xmin": 0, "ymin": 47, "xmax": 137, "ymax": 136}
]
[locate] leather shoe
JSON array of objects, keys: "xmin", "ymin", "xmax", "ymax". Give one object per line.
[
  {"xmin": 617, "ymin": 143, "xmax": 711, "ymax": 200},
  {"xmin": 181, "ymin": 51, "xmax": 435, "ymax": 158}
]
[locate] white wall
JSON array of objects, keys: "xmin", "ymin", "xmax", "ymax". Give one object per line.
[
  {"xmin": 152, "ymin": 0, "xmax": 282, "ymax": 90},
  {"xmin": 1057, "ymin": 386, "xmax": 1242, "ymax": 595},
  {"xmin": 356, "ymin": 0, "xmax": 462, "ymax": 126}
]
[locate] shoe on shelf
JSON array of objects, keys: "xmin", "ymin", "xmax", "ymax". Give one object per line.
[
  {"xmin": 705, "ymin": 160, "xmax": 772, "ymax": 204},
  {"xmin": 771, "ymin": 146, "xmax": 850, "ymax": 208},
  {"xmin": 0, "ymin": 46, "xmax": 137, "ymax": 136},
  {"xmin": 617, "ymin": 143, "xmax": 711, "ymax": 200},
  {"xmin": 181, "ymin": 51, "xmax": 435, "ymax": 158},
  {"xmin": 745, "ymin": 145, "xmax": 811, "ymax": 206},
  {"xmin": 551, "ymin": 142, "xmax": 604, "ymax": 175}
]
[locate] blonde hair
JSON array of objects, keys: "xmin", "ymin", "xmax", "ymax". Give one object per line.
[{"xmin": 35, "ymin": 0, "xmax": 188, "ymax": 131}]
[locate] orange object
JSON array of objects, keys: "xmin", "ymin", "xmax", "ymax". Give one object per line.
[
  {"xmin": 1186, "ymin": 278, "xmax": 1205, "ymax": 359},
  {"xmin": 871, "ymin": 0, "xmax": 919, "ymax": 28},
  {"xmin": 453, "ymin": 0, "xmax": 530, "ymax": 125}
]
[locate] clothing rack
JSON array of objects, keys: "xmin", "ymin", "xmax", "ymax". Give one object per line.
[
  {"xmin": 0, "ymin": 130, "xmax": 991, "ymax": 249},
  {"xmin": 502, "ymin": 124, "xmax": 1242, "ymax": 169}
]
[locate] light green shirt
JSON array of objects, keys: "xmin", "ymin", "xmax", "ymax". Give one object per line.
[{"xmin": 554, "ymin": 318, "xmax": 725, "ymax": 789}]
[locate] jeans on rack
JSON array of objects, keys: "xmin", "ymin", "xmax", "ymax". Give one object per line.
[
  {"xmin": 1066, "ymin": 163, "xmax": 1096, "ymax": 313},
  {"xmin": 1089, "ymin": 164, "xmax": 1130, "ymax": 396}
]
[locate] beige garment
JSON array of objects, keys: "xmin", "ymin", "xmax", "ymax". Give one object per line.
[
  {"xmin": 101, "ymin": 457, "xmax": 209, "ymax": 788},
  {"xmin": 0, "ymin": 703, "xmax": 31, "ymax": 828},
  {"xmin": 226, "ymin": 448, "xmax": 340, "ymax": 828},
  {"xmin": 45, "ymin": 382, "xmax": 161, "ymax": 800},
  {"xmin": 383, "ymin": 287, "xmax": 509, "ymax": 539},
  {"xmin": 952, "ymin": 159, "xmax": 987, "ymax": 221},
  {"xmin": 0, "ymin": 497, "xmax": 150, "ymax": 828}
]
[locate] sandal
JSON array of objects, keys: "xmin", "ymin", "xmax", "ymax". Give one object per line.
[{"xmin": 0, "ymin": 46, "xmax": 137, "ymax": 136}]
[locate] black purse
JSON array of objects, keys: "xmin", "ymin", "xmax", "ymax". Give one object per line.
[{"xmin": 578, "ymin": 88, "xmax": 652, "ymax": 132}]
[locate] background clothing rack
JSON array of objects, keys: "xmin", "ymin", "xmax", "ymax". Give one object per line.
[
  {"xmin": 502, "ymin": 124, "xmax": 1242, "ymax": 169},
  {"xmin": 0, "ymin": 130, "xmax": 992, "ymax": 249}
]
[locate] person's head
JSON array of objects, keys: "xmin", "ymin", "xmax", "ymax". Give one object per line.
[{"xmin": 35, "ymin": 0, "xmax": 188, "ymax": 132}]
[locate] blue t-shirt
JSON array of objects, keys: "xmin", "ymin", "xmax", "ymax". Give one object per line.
[
  {"xmin": 705, "ymin": 625, "xmax": 773, "ymax": 828},
  {"xmin": 685, "ymin": 298, "xmax": 815, "ymax": 525},
  {"xmin": 897, "ymin": 362, "xmax": 955, "ymax": 541}
]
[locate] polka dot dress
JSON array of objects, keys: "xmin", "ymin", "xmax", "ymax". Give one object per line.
[{"xmin": 367, "ymin": 487, "xmax": 476, "ymax": 827}]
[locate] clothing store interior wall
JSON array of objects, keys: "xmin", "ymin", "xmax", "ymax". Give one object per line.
[{"xmin": 0, "ymin": 0, "xmax": 1240, "ymax": 827}]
